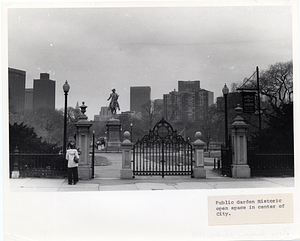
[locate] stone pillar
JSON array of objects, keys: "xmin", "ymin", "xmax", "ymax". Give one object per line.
[
  {"xmin": 231, "ymin": 105, "xmax": 251, "ymax": 178},
  {"xmin": 193, "ymin": 131, "xmax": 206, "ymax": 178},
  {"xmin": 106, "ymin": 118, "xmax": 121, "ymax": 152},
  {"xmin": 75, "ymin": 102, "xmax": 93, "ymax": 180},
  {"xmin": 120, "ymin": 131, "xmax": 133, "ymax": 179},
  {"xmin": 11, "ymin": 148, "xmax": 20, "ymax": 179}
]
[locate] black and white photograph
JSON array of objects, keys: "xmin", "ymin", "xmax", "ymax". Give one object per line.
[{"xmin": 2, "ymin": 0, "xmax": 299, "ymax": 240}]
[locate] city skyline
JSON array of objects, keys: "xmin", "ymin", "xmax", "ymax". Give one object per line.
[
  {"xmin": 8, "ymin": 66, "xmax": 215, "ymax": 121},
  {"xmin": 5, "ymin": 2, "xmax": 293, "ymax": 119}
]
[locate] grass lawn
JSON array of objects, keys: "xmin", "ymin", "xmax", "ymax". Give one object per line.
[{"xmin": 94, "ymin": 156, "xmax": 111, "ymax": 166}]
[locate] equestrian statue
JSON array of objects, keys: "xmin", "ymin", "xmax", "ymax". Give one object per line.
[{"xmin": 107, "ymin": 88, "xmax": 120, "ymax": 116}]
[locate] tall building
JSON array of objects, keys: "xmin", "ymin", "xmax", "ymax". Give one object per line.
[
  {"xmin": 8, "ymin": 68, "xmax": 26, "ymax": 113},
  {"xmin": 33, "ymin": 73, "xmax": 55, "ymax": 110},
  {"xmin": 163, "ymin": 80, "xmax": 214, "ymax": 122},
  {"xmin": 94, "ymin": 106, "xmax": 112, "ymax": 121},
  {"xmin": 198, "ymin": 89, "xmax": 214, "ymax": 116},
  {"xmin": 153, "ymin": 99, "xmax": 164, "ymax": 117},
  {"xmin": 216, "ymin": 92, "xmax": 242, "ymax": 110},
  {"xmin": 163, "ymin": 90, "xmax": 179, "ymax": 122},
  {"xmin": 25, "ymin": 88, "xmax": 33, "ymax": 111},
  {"xmin": 178, "ymin": 80, "xmax": 200, "ymax": 92},
  {"xmin": 130, "ymin": 86, "xmax": 151, "ymax": 113}
]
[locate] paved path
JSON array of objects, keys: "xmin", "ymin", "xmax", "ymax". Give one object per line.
[{"xmin": 9, "ymin": 153, "xmax": 294, "ymax": 192}]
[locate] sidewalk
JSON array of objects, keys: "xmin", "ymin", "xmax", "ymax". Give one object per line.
[{"xmin": 9, "ymin": 153, "xmax": 294, "ymax": 192}]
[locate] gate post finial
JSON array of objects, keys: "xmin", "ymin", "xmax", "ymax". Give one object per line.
[
  {"xmin": 123, "ymin": 131, "xmax": 131, "ymax": 143},
  {"xmin": 193, "ymin": 131, "xmax": 206, "ymax": 178}
]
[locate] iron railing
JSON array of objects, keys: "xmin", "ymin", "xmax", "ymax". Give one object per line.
[
  {"xmin": 10, "ymin": 153, "xmax": 67, "ymax": 178},
  {"xmin": 133, "ymin": 141, "xmax": 194, "ymax": 177},
  {"xmin": 133, "ymin": 118, "xmax": 194, "ymax": 177},
  {"xmin": 221, "ymin": 148, "xmax": 294, "ymax": 177},
  {"xmin": 248, "ymin": 150, "xmax": 294, "ymax": 177}
]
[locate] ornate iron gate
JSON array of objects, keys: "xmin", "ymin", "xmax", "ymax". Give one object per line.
[{"xmin": 133, "ymin": 118, "xmax": 194, "ymax": 177}]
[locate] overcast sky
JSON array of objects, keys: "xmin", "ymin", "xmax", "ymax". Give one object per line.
[{"xmin": 6, "ymin": 2, "xmax": 293, "ymax": 119}]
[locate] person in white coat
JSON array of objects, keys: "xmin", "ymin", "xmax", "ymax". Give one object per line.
[{"xmin": 66, "ymin": 142, "xmax": 79, "ymax": 185}]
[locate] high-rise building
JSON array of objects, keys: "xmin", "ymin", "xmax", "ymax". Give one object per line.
[
  {"xmin": 178, "ymin": 80, "xmax": 200, "ymax": 92},
  {"xmin": 197, "ymin": 89, "xmax": 214, "ymax": 117},
  {"xmin": 130, "ymin": 86, "xmax": 151, "ymax": 113},
  {"xmin": 153, "ymin": 99, "xmax": 164, "ymax": 117},
  {"xmin": 33, "ymin": 73, "xmax": 55, "ymax": 110},
  {"xmin": 8, "ymin": 68, "xmax": 26, "ymax": 113},
  {"xmin": 163, "ymin": 90, "xmax": 179, "ymax": 122},
  {"xmin": 94, "ymin": 106, "xmax": 112, "ymax": 121},
  {"xmin": 163, "ymin": 80, "xmax": 214, "ymax": 122},
  {"xmin": 25, "ymin": 88, "xmax": 33, "ymax": 111},
  {"xmin": 216, "ymin": 92, "xmax": 242, "ymax": 110}
]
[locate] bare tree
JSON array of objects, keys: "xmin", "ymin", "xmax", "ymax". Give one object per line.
[
  {"xmin": 230, "ymin": 82, "xmax": 240, "ymax": 92},
  {"xmin": 17, "ymin": 108, "xmax": 64, "ymax": 145},
  {"xmin": 196, "ymin": 105, "xmax": 224, "ymax": 148},
  {"xmin": 238, "ymin": 60, "xmax": 293, "ymax": 108},
  {"xmin": 163, "ymin": 101, "xmax": 179, "ymax": 125},
  {"xmin": 138, "ymin": 100, "xmax": 158, "ymax": 130},
  {"xmin": 259, "ymin": 60, "xmax": 293, "ymax": 107}
]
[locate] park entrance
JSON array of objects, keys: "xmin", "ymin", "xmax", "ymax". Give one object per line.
[{"xmin": 132, "ymin": 118, "xmax": 194, "ymax": 178}]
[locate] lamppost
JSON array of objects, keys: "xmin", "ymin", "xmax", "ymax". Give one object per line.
[
  {"xmin": 222, "ymin": 84, "xmax": 229, "ymax": 148},
  {"xmin": 130, "ymin": 123, "xmax": 133, "ymax": 142},
  {"xmin": 63, "ymin": 80, "xmax": 70, "ymax": 156}
]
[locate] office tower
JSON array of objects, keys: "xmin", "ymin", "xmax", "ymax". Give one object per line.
[
  {"xmin": 153, "ymin": 99, "xmax": 163, "ymax": 117},
  {"xmin": 163, "ymin": 80, "xmax": 214, "ymax": 122},
  {"xmin": 25, "ymin": 88, "xmax": 34, "ymax": 111},
  {"xmin": 130, "ymin": 86, "xmax": 151, "ymax": 113},
  {"xmin": 163, "ymin": 90, "xmax": 179, "ymax": 122},
  {"xmin": 94, "ymin": 106, "xmax": 112, "ymax": 121},
  {"xmin": 178, "ymin": 80, "xmax": 200, "ymax": 93},
  {"xmin": 8, "ymin": 68, "xmax": 26, "ymax": 113},
  {"xmin": 33, "ymin": 73, "xmax": 55, "ymax": 110},
  {"xmin": 196, "ymin": 89, "xmax": 214, "ymax": 118}
]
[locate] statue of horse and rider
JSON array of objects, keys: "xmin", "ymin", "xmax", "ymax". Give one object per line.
[{"xmin": 107, "ymin": 88, "xmax": 120, "ymax": 116}]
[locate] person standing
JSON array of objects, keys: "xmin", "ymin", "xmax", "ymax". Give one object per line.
[{"xmin": 66, "ymin": 142, "xmax": 79, "ymax": 185}]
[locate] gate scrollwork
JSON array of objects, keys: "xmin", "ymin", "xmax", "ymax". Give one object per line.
[{"xmin": 133, "ymin": 118, "xmax": 194, "ymax": 177}]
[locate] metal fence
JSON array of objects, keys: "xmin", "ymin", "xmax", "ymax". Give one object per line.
[
  {"xmin": 248, "ymin": 150, "xmax": 294, "ymax": 177},
  {"xmin": 133, "ymin": 118, "xmax": 194, "ymax": 178},
  {"xmin": 133, "ymin": 141, "xmax": 194, "ymax": 177},
  {"xmin": 10, "ymin": 152, "xmax": 67, "ymax": 178},
  {"xmin": 221, "ymin": 148, "xmax": 294, "ymax": 177},
  {"xmin": 221, "ymin": 147, "xmax": 232, "ymax": 177}
]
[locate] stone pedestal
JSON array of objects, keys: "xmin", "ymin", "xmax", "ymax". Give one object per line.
[
  {"xmin": 106, "ymin": 118, "xmax": 121, "ymax": 152},
  {"xmin": 11, "ymin": 171, "xmax": 20, "ymax": 179},
  {"xmin": 232, "ymin": 165, "xmax": 251, "ymax": 178},
  {"xmin": 231, "ymin": 105, "xmax": 251, "ymax": 178},
  {"xmin": 11, "ymin": 151, "xmax": 20, "ymax": 178},
  {"xmin": 75, "ymin": 103, "xmax": 93, "ymax": 180},
  {"xmin": 193, "ymin": 132, "xmax": 206, "ymax": 178},
  {"xmin": 120, "ymin": 131, "xmax": 133, "ymax": 179}
]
